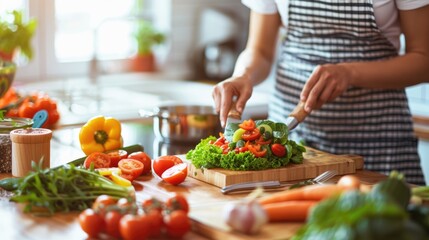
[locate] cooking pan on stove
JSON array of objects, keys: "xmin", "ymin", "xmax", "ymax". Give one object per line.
[{"xmin": 139, "ymin": 105, "xmax": 222, "ymax": 143}]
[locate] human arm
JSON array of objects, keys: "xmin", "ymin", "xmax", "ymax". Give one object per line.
[
  {"xmin": 300, "ymin": 5, "xmax": 429, "ymax": 112},
  {"xmin": 212, "ymin": 11, "xmax": 281, "ymax": 126}
]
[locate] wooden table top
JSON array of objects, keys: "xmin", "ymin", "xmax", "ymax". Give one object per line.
[{"xmin": 0, "ymin": 127, "xmax": 389, "ymax": 240}]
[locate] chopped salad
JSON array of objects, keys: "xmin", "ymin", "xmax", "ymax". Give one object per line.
[{"xmin": 186, "ymin": 119, "xmax": 306, "ymax": 171}]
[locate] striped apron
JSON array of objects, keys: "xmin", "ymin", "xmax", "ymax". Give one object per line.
[{"xmin": 270, "ymin": 0, "xmax": 425, "ymax": 185}]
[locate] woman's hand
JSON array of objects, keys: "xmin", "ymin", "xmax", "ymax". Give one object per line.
[
  {"xmin": 300, "ymin": 64, "xmax": 352, "ymax": 112},
  {"xmin": 212, "ymin": 75, "xmax": 253, "ymax": 127}
]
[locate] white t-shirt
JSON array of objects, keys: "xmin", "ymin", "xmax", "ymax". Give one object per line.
[{"xmin": 242, "ymin": 0, "xmax": 429, "ymax": 49}]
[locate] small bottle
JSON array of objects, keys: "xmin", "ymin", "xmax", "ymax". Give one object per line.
[{"xmin": 10, "ymin": 128, "xmax": 52, "ymax": 177}]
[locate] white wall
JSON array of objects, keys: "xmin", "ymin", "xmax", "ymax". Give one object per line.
[{"xmin": 154, "ymin": 0, "xmax": 250, "ymax": 79}]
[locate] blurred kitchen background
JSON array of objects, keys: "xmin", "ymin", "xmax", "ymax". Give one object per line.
[{"xmin": 1, "ymin": 0, "xmax": 428, "ymax": 182}]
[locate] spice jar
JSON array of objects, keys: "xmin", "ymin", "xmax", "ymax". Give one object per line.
[
  {"xmin": 10, "ymin": 128, "xmax": 52, "ymax": 177},
  {"xmin": 0, "ymin": 117, "xmax": 33, "ymax": 173}
]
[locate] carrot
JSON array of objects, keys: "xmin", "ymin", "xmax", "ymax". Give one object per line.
[
  {"xmin": 258, "ymin": 184, "xmax": 345, "ymax": 205},
  {"xmin": 262, "ymin": 201, "xmax": 318, "ymax": 222}
]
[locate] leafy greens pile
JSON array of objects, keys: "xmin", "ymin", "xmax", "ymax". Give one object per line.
[{"xmin": 186, "ymin": 119, "xmax": 306, "ymax": 171}]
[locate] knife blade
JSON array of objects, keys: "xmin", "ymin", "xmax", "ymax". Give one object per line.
[
  {"xmin": 224, "ymin": 101, "xmax": 241, "ymax": 132},
  {"xmin": 285, "ymin": 101, "xmax": 309, "ymax": 131}
]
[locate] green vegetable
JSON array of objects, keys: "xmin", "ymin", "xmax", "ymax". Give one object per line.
[
  {"xmin": 186, "ymin": 120, "xmax": 305, "ymax": 171},
  {"xmin": 370, "ymin": 171, "xmax": 410, "ymax": 210},
  {"xmin": 257, "ymin": 124, "xmax": 273, "ymax": 135},
  {"xmin": 293, "ymin": 172, "xmax": 427, "ymax": 240},
  {"xmin": 9, "ymin": 161, "xmax": 133, "ymax": 215}
]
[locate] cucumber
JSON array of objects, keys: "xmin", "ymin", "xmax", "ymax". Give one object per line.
[{"xmin": 257, "ymin": 124, "xmax": 273, "ymax": 135}]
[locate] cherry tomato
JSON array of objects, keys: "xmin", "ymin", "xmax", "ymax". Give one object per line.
[
  {"xmin": 255, "ymin": 135, "xmax": 272, "ymax": 145},
  {"xmin": 239, "ymin": 119, "xmax": 256, "ymax": 131},
  {"xmin": 118, "ymin": 159, "xmax": 144, "ymax": 178},
  {"xmin": 128, "ymin": 151, "xmax": 152, "ymax": 175},
  {"xmin": 164, "ymin": 210, "xmax": 191, "ymax": 238},
  {"xmin": 105, "ymin": 210, "xmax": 123, "ymax": 239},
  {"xmin": 117, "ymin": 198, "xmax": 134, "ymax": 209},
  {"xmin": 246, "ymin": 143, "xmax": 267, "ymax": 157},
  {"xmin": 92, "ymin": 195, "xmax": 117, "ymax": 215},
  {"xmin": 220, "ymin": 143, "xmax": 230, "ymax": 154},
  {"xmin": 119, "ymin": 214, "xmax": 151, "ymax": 240},
  {"xmin": 152, "ymin": 155, "xmax": 183, "ymax": 178},
  {"xmin": 234, "ymin": 146, "xmax": 249, "ymax": 154},
  {"xmin": 147, "ymin": 210, "xmax": 164, "ymax": 238},
  {"xmin": 119, "ymin": 172, "xmax": 136, "ymax": 182},
  {"xmin": 142, "ymin": 197, "xmax": 164, "ymax": 213},
  {"xmin": 18, "ymin": 98, "xmax": 37, "ymax": 119},
  {"xmin": 105, "ymin": 149, "xmax": 128, "ymax": 167},
  {"xmin": 84, "ymin": 152, "xmax": 111, "ymax": 169},
  {"xmin": 161, "ymin": 163, "xmax": 188, "ymax": 185},
  {"xmin": 241, "ymin": 128, "xmax": 260, "ymax": 141},
  {"xmin": 165, "ymin": 194, "xmax": 189, "ymax": 213},
  {"xmin": 213, "ymin": 136, "xmax": 226, "ymax": 146},
  {"xmin": 271, "ymin": 143, "xmax": 286, "ymax": 157},
  {"xmin": 78, "ymin": 208, "xmax": 105, "ymax": 238}
]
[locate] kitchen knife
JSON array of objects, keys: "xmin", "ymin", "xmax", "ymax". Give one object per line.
[
  {"xmin": 285, "ymin": 101, "xmax": 309, "ymax": 131},
  {"xmin": 224, "ymin": 101, "xmax": 242, "ymax": 131}
]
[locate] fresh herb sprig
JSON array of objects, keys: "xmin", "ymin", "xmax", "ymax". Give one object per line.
[{"xmin": 10, "ymin": 161, "xmax": 133, "ymax": 215}]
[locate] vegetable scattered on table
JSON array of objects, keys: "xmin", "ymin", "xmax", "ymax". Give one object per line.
[
  {"xmin": 292, "ymin": 171, "xmax": 429, "ymax": 240},
  {"xmin": 187, "ymin": 119, "xmax": 306, "ymax": 171},
  {"xmin": 7, "ymin": 162, "xmax": 134, "ymax": 215},
  {"xmin": 78, "ymin": 193, "xmax": 191, "ymax": 239}
]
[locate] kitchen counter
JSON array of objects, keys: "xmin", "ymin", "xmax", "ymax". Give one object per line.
[
  {"xmin": 0, "ymin": 120, "xmax": 392, "ymax": 240},
  {"xmin": 0, "ymin": 164, "xmax": 387, "ymax": 240}
]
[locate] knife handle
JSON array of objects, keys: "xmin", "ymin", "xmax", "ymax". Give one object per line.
[
  {"xmin": 227, "ymin": 101, "xmax": 241, "ymax": 120},
  {"xmin": 289, "ymin": 101, "xmax": 309, "ymax": 122}
]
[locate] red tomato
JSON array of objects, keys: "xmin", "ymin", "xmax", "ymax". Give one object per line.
[
  {"xmin": 92, "ymin": 195, "xmax": 117, "ymax": 216},
  {"xmin": 161, "ymin": 163, "xmax": 188, "ymax": 185},
  {"xmin": 164, "ymin": 210, "xmax": 191, "ymax": 238},
  {"xmin": 147, "ymin": 210, "xmax": 164, "ymax": 238},
  {"xmin": 213, "ymin": 136, "xmax": 226, "ymax": 146},
  {"xmin": 122, "ymin": 173, "xmax": 137, "ymax": 182},
  {"xmin": 152, "ymin": 155, "xmax": 183, "ymax": 178},
  {"xmin": 118, "ymin": 159, "xmax": 144, "ymax": 179},
  {"xmin": 271, "ymin": 143, "xmax": 286, "ymax": 157},
  {"xmin": 246, "ymin": 143, "xmax": 267, "ymax": 157},
  {"xmin": 106, "ymin": 149, "xmax": 128, "ymax": 167},
  {"xmin": 165, "ymin": 194, "xmax": 189, "ymax": 213},
  {"xmin": 117, "ymin": 198, "xmax": 134, "ymax": 209},
  {"xmin": 142, "ymin": 197, "xmax": 164, "ymax": 213},
  {"xmin": 78, "ymin": 208, "xmax": 105, "ymax": 238},
  {"xmin": 84, "ymin": 152, "xmax": 111, "ymax": 169},
  {"xmin": 128, "ymin": 151, "xmax": 152, "ymax": 175},
  {"xmin": 241, "ymin": 128, "xmax": 260, "ymax": 141},
  {"xmin": 119, "ymin": 214, "xmax": 151, "ymax": 240},
  {"xmin": 105, "ymin": 210, "xmax": 123, "ymax": 239},
  {"xmin": 18, "ymin": 98, "xmax": 37, "ymax": 119},
  {"xmin": 239, "ymin": 119, "xmax": 256, "ymax": 131}
]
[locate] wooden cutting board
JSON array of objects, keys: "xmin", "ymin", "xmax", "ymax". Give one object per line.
[{"xmin": 180, "ymin": 147, "xmax": 364, "ymax": 188}]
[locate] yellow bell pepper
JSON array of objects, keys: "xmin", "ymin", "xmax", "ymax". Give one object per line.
[{"xmin": 79, "ymin": 115, "xmax": 123, "ymax": 155}]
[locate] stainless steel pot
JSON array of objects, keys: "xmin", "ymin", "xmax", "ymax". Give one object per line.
[{"xmin": 139, "ymin": 105, "xmax": 222, "ymax": 143}]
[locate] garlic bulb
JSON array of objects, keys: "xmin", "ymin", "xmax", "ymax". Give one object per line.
[{"xmin": 223, "ymin": 199, "xmax": 268, "ymax": 235}]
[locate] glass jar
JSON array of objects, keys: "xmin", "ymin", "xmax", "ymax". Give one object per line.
[{"xmin": 0, "ymin": 117, "xmax": 33, "ymax": 173}]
